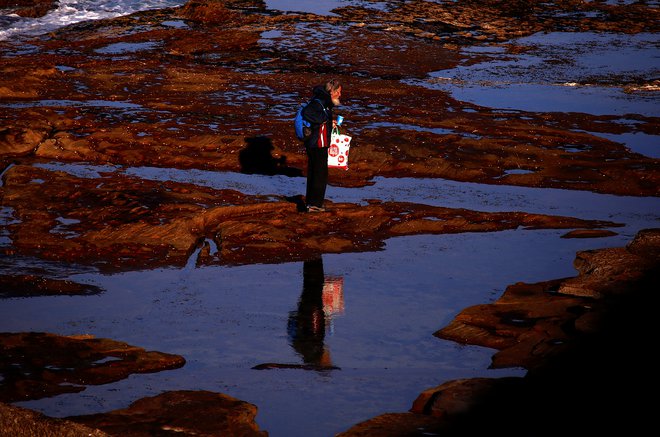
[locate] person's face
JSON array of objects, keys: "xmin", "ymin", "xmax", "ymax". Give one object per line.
[{"xmin": 331, "ymin": 86, "xmax": 342, "ymax": 106}]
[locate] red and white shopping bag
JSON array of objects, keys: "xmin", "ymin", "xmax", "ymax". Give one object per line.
[{"xmin": 328, "ymin": 127, "xmax": 351, "ymax": 169}]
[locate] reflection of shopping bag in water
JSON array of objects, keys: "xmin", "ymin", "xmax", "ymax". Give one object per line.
[
  {"xmin": 328, "ymin": 128, "xmax": 351, "ymax": 169},
  {"xmin": 322, "ymin": 276, "xmax": 345, "ymax": 317}
]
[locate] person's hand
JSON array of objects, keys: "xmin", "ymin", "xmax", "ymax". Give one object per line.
[{"xmin": 332, "ymin": 120, "xmax": 337, "ymax": 128}]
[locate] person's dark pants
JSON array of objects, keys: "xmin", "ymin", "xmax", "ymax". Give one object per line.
[{"xmin": 305, "ymin": 146, "xmax": 328, "ymax": 208}]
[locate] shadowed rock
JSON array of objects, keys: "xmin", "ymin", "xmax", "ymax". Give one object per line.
[
  {"xmin": 0, "ymin": 332, "xmax": 186, "ymax": 403},
  {"xmin": 0, "ymin": 274, "xmax": 103, "ymax": 298},
  {"xmin": 557, "ymin": 229, "xmax": 660, "ymax": 298},
  {"xmin": 252, "ymin": 362, "xmax": 340, "ymax": 371},
  {"xmin": 335, "ymin": 412, "xmax": 447, "ymax": 437},
  {"xmin": 435, "ymin": 277, "xmax": 587, "ymax": 369},
  {"xmin": 435, "ymin": 229, "xmax": 660, "ymax": 368}
]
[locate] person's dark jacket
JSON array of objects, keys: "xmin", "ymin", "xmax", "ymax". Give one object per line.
[{"xmin": 302, "ymin": 85, "xmax": 335, "ymax": 149}]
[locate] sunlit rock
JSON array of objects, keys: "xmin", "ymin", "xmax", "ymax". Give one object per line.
[
  {"xmin": 0, "ymin": 402, "xmax": 108, "ymax": 437},
  {"xmin": 0, "ymin": 164, "xmax": 622, "ymax": 271},
  {"xmin": 67, "ymin": 390, "xmax": 267, "ymax": 437}
]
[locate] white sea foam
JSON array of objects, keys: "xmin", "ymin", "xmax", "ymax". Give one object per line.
[
  {"xmin": 0, "ymin": 0, "xmax": 186, "ymax": 40},
  {"xmin": 0, "ymin": 0, "xmax": 378, "ymax": 40}
]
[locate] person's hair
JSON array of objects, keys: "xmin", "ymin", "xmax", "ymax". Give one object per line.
[{"xmin": 325, "ymin": 79, "xmax": 342, "ymax": 93}]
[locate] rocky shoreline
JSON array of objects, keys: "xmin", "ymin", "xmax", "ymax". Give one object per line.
[
  {"xmin": 1, "ymin": 0, "xmax": 659, "ymax": 435},
  {"xmin": 2, "ymin": 229, "xmax": 657, "ymax": 435},
  {"xmin": 340, "ymin": 228, "xmax": 659, "ymax": 435}
]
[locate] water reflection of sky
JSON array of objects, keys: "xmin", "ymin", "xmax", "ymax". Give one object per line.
[
  {"xmin": 94, "ymin": 41, "xmax": 160, "ymax": 54},
  {"xmin": 264, "ymin": 0, "xmax": 390, "ymax": 15},
  {"xmin": 414, "ymin": 32, "xmax": 659, "ymax": 117},
  {"xmin": 595, "ymin": 131, "xmax": 659, "ymax": 159},
  {"xmin": 7, "ymin": 230, "xmax": 630, "ymax": 436},
  {"xmin": 9, "ymin": 226, "xmax": 654, "ymax": 434}
]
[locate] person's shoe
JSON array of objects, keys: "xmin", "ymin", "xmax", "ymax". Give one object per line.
[{"xmin": 306, "ymin": 205, "xmax": 326, "ymax": 212}]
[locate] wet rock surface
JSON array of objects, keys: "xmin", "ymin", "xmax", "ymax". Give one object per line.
[
  {"xmin": 0, "ymin": 390, "xmax": 267, "ymax": 437},
  {"xmin": 1, "ymin": 1, "xmax": 658, "ymax": 196},
  {"xmin": 0, "ymin": 332, "xmax": 186, "ymax": 403},
  {"xmin": 1, "ymin": 163, "xmax": 621, "ymax": 270},
  {"xmin": 0, "ymin": 274, "xmax": 103, "ymax": 297},
  {"xmin": 0, "ymin": 401, "xmax": 108, "ymax": 437},
  {"xmin": 1, "ymin": 0, "xmax": 659, "ymax": 435},
  {"xmin": 67, "ymin": 390, "xmax": 267, "ymax": 437}
]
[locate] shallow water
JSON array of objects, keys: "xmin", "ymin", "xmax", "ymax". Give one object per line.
[
  {"xmin": 405, "ymin": 30, "xmax": 660, "ymax": 160},
  {"xmin": 3, "ymin": 162, "xmax": 659, "ymax": 435},
  {"xmin": 412, "ymin": 32, "xmax": 659, "ymax": 119},
  {"xmin": 4, "ymin": 228, "xmax": 648, "ymax": 436}
]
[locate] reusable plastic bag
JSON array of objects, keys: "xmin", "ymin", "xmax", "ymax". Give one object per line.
[
  {"xmin": 322, "ymin": 276, "xmax": 345, "ymax": 317},
  {"xmin": 328, "ymin": 127, "xmax": 351, "ymax": 169}
]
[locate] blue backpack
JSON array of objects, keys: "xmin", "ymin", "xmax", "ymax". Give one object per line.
[{"xmin": 294, "ymin": 98, "xmax": 324, "ymax": 140}]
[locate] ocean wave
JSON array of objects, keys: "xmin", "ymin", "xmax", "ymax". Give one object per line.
[{"xmin": 0, "ymin": 0, "xmax": 186, "ymax": 41}]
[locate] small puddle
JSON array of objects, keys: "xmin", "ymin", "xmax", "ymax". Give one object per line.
[
  {"xmin": 592, "ymin": 131, "xmax": 660, "ymax": 159},
  {"xmin": 495, "ymin": 169, "xmax": 536, "ymax": 179},
  {"xmin": 95, "ymin": 41, "xmax": 160, "ymax": 55},
  {"xmin": 263, "ymin": 0, "xmax": 390, "ymax": 15},
  {"xmin": 360, "ymin": 121, "xmax": 458, "ymax": 136},
  {"xmin": 161, "ymin": 20, "xmax": 188, "ymax": 29},
  {"xmin": 0, "ymin": 100, "xmax": 144, "ymax": 110},
  {"xmin": 50, "ymin": 217, "xmax": 81, "ymax": 240},
  {"xmin": 0, "ymin": 206, "xmax": 19, "ymax": 247}
]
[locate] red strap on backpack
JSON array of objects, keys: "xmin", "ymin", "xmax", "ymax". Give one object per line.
[{"xmin": 317, "ymin": 122, "xmax": 327, "ymax": 148}]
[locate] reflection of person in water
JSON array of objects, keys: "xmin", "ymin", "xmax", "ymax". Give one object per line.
[{"xmin": 287, "ymin": 256, "xmax": 333, "ymax": 368}]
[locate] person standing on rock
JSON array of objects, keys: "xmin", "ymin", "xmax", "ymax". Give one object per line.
[{"xmin": 301, "ymin": 79, "xmax": 342, "ymax": 213}]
